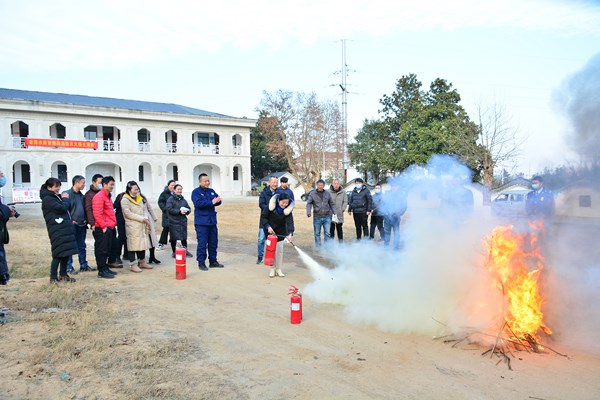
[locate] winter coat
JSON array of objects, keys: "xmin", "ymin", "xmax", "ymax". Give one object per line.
[
  {"xmin": 525, "ymin": 188, "xmax": 555, "ymax": 218},
  {"xmin": 258, "ymin": 187, "xmax": 277, "ymax": 227},
  {"xmin": 348, "ymin": 187, "xmax": 373, "ymax": 214},
  {"xmin": 275, "ymin": 186, "xmax": 295, "ymax": 202},
  {"xmin": 113, "ymin": 192, "xmax": 126, "ymax": 227},
  {"xmin": 84, "ymin": 184, "xmax": 100, "ymax": 227},
  {"xmin": 167, "ymin": 194, "xmax": 191, "ymax": 241},
  {"xmin": 121, "ymin": 194, "xmax": 148, "ymax": 252},
  {"xmin": 40, "ymin": 187, "xmax": 78, "ymax": 259},
  {"xmin": 63, "ymin": 188, "xmax": 87, "ymax": 226},
  {"xmin": 328, "ymin": 185, "xmax": 348, "ymax": 223},
  {"xmin": 191, "ymin": 186, "xmax": 221, "ymax": 226},
  {"xmin": 144, "ymin": 199, "xmax": 159, "ymax": 248},
  {"xmin": 0, "ymin": 202, "xmax": 11, "ymax": 276},
  {"xmin": 306, "ymin": 189, "xmax": 335, "ymax": 217},
  {"xmin": 158, "ymin": 186, "xmax": 172, "ymax": 228},
  {"xmin": 92, "ymin": 188, "xmax": 117, "ymax": 230},
  {"xmin": 261, "ymin": 194, "xmax": 295, "ymax": 242}
]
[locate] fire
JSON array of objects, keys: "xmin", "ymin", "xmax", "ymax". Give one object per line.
[{"xmin": 485, "ymin": 222, "xmax": 552, "ymax": 343}]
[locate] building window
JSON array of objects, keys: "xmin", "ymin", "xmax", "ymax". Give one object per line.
[
  {"xmin": 57, "ymin": 164, "xmax": 68, "ymax": 182},
  {"xmin": 84, "ymin": 126, "xmax": 98, "ymax": 140},
  {"xmin": 119, "ymin": 167, "xmax": 122, "ymax": 182},
  {"xmin": 19, "ymin": 164, "xmax": 31, "ymax": 183},
  {"xmin": 579, "ymin": 195, "xmax": 592, "ymax": 208},
  {"xmin": 233, "ymin": 166, "xmax": 239, "ymax": 181},
  {"xmin": 139, "ymin": 165, "xmax": 145, "ymax": 182},
  {"xmin": 173, "ymin": 165, "xmax": 179, "ymax": 182}
]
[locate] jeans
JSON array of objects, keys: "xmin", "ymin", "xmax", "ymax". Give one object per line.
[
  {"xmin": 257, "ymin": 227, "xmax": 266, "ymax": 258},
  {"xmin": 384, "ymin": 215, "xmax": 401, "ymax": 249},
  {"xmin": 67, "ymin": 224, "xmax": 89, "ymax": 272},
  {"xmin": 313, "ymin": 216, "xmax": 331, "ymax": 246},
  {"xmin": 330, "ymin": 222, "xmax": 343, "ymax": 242}
]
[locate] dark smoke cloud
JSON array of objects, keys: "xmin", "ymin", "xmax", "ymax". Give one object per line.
[{"xmin": 555, "ymin": 52, "xmax": 600, "ymax": 161}]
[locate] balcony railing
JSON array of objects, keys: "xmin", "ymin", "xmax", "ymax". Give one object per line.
[
  {"xmin": 232, "ymin": 145, "xmax": 242, "ymax": 155},
  {"xmin": 166, "ymin": 143, "xmax": 177, "ymax": 153},
  {"xmin": 193, "ymin": 144, "xmax": 219, "ymax": 155},
  {"xmin": 12, "ymin": 137, "xmax": 27, "ymax": 148},
  {"xmin": 138, "ymin": 142, "xmax": 151, "ymax": 152},
  {"xmin": 98, "ymin": 139, "xmax": 121, "ymax": 152}
]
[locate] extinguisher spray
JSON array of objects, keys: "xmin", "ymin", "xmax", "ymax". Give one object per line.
[{"xmin": 289, "ymin": 285, "xmax": 302, "ymax": 324}]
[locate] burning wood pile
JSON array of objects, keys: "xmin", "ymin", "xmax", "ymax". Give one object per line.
[{"xmin": 436, "ymin": 221, "xmax": 567, "ymax": 369}]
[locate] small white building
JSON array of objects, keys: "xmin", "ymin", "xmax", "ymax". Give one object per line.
[{"xmin": 0, "ymin": 88, "xmax": 255, "ymax": 202}]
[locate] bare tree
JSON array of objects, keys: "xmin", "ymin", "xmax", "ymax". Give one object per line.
[
  {"xmin": 258, "ymin": 90, "xmax": 342, "ymax": 192},
  {"xmin": 476, "ymin": 101, "xmax": 525, "ymax": 187}
]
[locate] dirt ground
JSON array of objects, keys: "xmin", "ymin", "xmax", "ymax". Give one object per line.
[{"xmin": 1, "ymin": 198, "xmax": 599, "ymax": 400}]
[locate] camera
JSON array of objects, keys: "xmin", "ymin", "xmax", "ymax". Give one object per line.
[{"xmin": 6, "ymin": 203, "xmax": 20, "ymax": 218}]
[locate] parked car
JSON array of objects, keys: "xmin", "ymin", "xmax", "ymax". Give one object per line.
[{"xmin": 491, "ymin": 189, "xmax": 530, "ymax": 217}]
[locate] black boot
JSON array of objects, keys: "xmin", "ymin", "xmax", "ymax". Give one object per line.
[{"xmin": 148, "ymin": 248, "xmax": 161, "ymax": 264}]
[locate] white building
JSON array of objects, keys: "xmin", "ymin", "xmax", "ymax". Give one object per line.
[{"xmin": 0, "ymin": 88, "xmax": 255, "ymax": 202}]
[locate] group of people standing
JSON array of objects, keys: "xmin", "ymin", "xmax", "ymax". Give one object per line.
[{"xmin": 38, "ymin": 172, "xmax": 224, "ymax": 284}]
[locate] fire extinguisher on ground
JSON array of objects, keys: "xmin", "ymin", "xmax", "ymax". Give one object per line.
[
  {"xmin": 289, "ymin": 285, "xmax": 302, "ymax": 324},
  {"xmin": 175, "ymin": 246, "xmax": 186, "ymax": 280},
  {"xmin": 263, "ymin": 234, "xmax": 278, "ymax": 267}
]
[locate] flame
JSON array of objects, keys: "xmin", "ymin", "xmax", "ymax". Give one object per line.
[{"xmin": 485, "ymin": 222, "xmax": 552, "ymax": 341}]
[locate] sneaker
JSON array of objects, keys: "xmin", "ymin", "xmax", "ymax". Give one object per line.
[
  {"xmin": 209, "ymin": 261, "xmax": 224, "ymax": 268},
  {"xmin": 68, "ymin": 269, "xmax": 79, "ymax": 275},
  {"xmin": 105, "ymin": 268, "xmax": 117, "ymax": 276},
  {"xmin": 59, "ymin": 275, "xmax": 77, "ymax": 282},
  {"xmin": 198, "ymin": 263, "xmax": 209, "ymax": 271},
  {"xmin": 98, "ymin": 271, "xmax": 115, "ymax": 279},
  {"xmin": 157, "ymin": 243, "xmax": 164, "ymax": 251},
  {"xmin": 185, "ymin": 250, "xmax": 193, "ymax": 258},
  {"xmin": 256, "ymin": 257, "xmax": 263, "ymax": 265},
  {"xmin": 80, "ymin": 266, "xmax": 97, "ymax": 272}
]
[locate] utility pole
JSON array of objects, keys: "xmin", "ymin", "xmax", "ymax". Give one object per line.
[{"xmin": 340, "ymin": 39, "xmax": 349, "ymax": 183}]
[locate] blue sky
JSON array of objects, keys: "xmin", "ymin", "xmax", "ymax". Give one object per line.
[{"xmin": 1, "ymin": 0, "xmax": 599, "ymax": 175}]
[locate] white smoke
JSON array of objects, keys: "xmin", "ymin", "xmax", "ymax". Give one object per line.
[
  {"xmin": 304, "ymin": 155, "xmax": 503, "ymax": 336},
  {"xmin": 300, "ymin": 155, "xmax": 600, "ymax": 353}
]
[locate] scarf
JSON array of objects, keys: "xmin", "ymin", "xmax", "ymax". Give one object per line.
[{"xmin": 125, "ymin": 193, "xmax": 143, "ymax": 205}]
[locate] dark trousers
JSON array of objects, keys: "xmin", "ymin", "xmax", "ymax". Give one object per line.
[
  {"xmin": 170, "ymin": 240, "xmax": 188, "ymax": 253},
  {"xmin": 195, "ymin": 225, "xmax": 218, "ymax": 263},
  {"xmin": 67, "ymin": 224, "xmax": 89, "ymax": 272},
  {"xmin": 369, "ymin": 215, "xmax": 385, "ymax": 240},
  {"xmin": 93, "ymin": 227, "xmax": 116, "ymax": 272},
  {"xmin": 128, "ymin": 250, "xmax": 146, "ymax": 262},
  {"xmin": 159, "ymin": 226, "xmax": 169, "ymax": 245},
  {"xmin": 50, "ymin": 256, "xmax": 69, "ymax": 279},
  {"xmin": 116, "ymin": 223, "xmax": 128, "ymax": 258},
  {"xmin": 353, "ymin": 212, "xmax": 369, "ymax": 240},
  {"xmin": 330, "ymin": 222, "xmax": 343, "ymax": 242}
]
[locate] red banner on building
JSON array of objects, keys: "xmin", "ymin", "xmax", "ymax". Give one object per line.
[{"xmin": 23, "ymin": 138, "xmax": 98, "ymax": 149}]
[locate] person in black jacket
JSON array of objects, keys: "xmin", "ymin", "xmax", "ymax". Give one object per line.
[
  {"xmin": 157, "ymin": 180, "xmax": 175, "ymax": 250},
  {"xmin": 113, "ymin": 191, "xmax": 128, "ymax": 265},
  {"xmin": 40, "ymin": 177, "xmax": 79, "ymax": 284},
  {"xmin": 0, "ymin": 196, "xmax": 16, "ymax": 285},
  {"xmin": 348, "ymin": 178, "xmax": 373, "ymax": 240},
  {"xmin": 166, "ymin": 184, "xmax": 193, "ymax": 259},
  {"xmin": 260, "ymin": 193, "xmax": 294, "ymax": 278},
  {"xmin": 256, "ymin": 176, "xmax": 278, "ymax": 264}
]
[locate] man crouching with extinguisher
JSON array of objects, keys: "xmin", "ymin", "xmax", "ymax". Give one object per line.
[{"xmin": 260, "ymin": 193, "xmax": 294, "ymax": 278}]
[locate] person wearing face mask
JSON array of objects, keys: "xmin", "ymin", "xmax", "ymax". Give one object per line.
[
  {"xmin": 525, "ymin": 176, "xmax": 555, "ymax": 219},
  {"xmin": 40, "ymin": 177, "xmax": 79, "ymax": 284},
  {"xmin": 166, "ymin": 184, "xmax": 193, "ymax": 259},
  {"xmin": 369, "ymin": 184, "xmax": 385, "ymax": 241},
  {"xmin": 348, "ymin": 178, "xmax": 372, "ymax": 240},
  {"xmin": 0, "ymin": 171, "xmax": 6, "ymax": 189}
]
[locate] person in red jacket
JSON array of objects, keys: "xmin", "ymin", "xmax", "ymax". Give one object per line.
[{"xmin": 92, "ymin": 176, "xmax": 119, "ymax": 279}]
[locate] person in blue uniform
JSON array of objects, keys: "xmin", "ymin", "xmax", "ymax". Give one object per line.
[
  {"xmin": 525, "ymin": 176, "xmax": 555, "ymax": 219},
  {"xmin": 191, "ymin": 173, "xmax": 224, "ymax": 270}
]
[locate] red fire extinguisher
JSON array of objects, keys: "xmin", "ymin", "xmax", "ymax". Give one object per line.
[
  {"xmin": 289, "ymin": 285, "xmax": 302, "ymax": 324},
  {"xmin": 264, "ymin": 234, "xmax": 278, "ymax": 267},
  {"xmin": 175, "ymin": 246, "xmax": 186, "ymax": 280}
]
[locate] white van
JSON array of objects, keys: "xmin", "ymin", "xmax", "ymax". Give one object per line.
[{"xmin": 491, "ymin": 189, "xmax": 530, "ymax": 217}]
